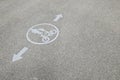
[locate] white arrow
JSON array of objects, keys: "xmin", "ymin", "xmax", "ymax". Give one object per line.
[
  {"xmin": 53, "ymin": 14, "xmax": 63, "ymax": 22},
  {"xmin": 12, "ymin": 47, "xmax": 28, "ymax": 62}
]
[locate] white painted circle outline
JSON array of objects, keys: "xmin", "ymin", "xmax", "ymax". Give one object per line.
[{"xmin": 26, "ymin": 23, "xmax": 60, "ymax": 45}]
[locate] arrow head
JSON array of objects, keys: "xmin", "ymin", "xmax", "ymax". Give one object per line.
[{"xmin": 12, "ymin": 54, "xmax": 23, "ymax": 62}]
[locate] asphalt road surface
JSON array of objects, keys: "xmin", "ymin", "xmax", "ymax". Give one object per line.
[{"xmin": 0, "ymin": 0, "xmax": 120, "ymax": 80}]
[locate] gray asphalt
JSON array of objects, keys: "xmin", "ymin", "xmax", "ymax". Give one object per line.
[{"xmin": 0, "ymin": 0, "xmax": 120, "ymax": 80}]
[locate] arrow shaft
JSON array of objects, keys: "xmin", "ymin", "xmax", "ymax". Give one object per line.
[
  {"xmin": 53, "ymin": 14, "xmax": 63, "ymax": 22},
  {"xmin": 17, "ymin": 47, "xmax": 28, "ymax": 56},
  {"xmin": 54, "ymin": 17, "xmax": 60, "ymax": 21}
]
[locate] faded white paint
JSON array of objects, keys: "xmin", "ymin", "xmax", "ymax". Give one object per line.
[
  {"xmin": 53, "ymin": 14, "xmax": 63, "ymax": 22},
  {"xmin": 26, "ymin": 23, "xmax": 60, "ymax": 45},
  {"xmin": 12, "ymin": 47, "xmax": 28, "ymax": 62}
]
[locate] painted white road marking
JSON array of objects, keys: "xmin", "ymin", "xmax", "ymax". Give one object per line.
[
  {"xmin": 53, "ymin": 14, "xmax": 63, "ymax": 22},
  {"xmin": 26, "ymin": 23, "xmax": 59, "ymax": 45},
  {"xmin": 12, "ymin": 14, "xmax": 63, "ymax": 62},
  {"xmin": 12, "ymin": 47, "xmax": 28, "ymax": 62}
]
